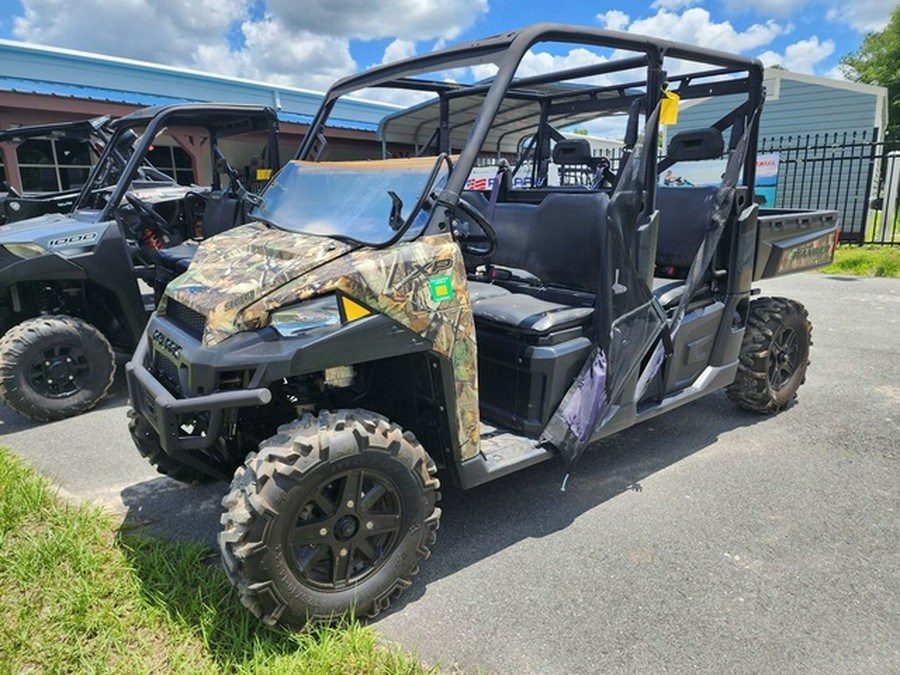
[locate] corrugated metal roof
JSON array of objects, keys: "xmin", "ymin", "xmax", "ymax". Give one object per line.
[
  {"xmin": 0, "ymin": 76, "xmax": 378, "ymax": 132},
  {"xmin": 0, "ymin": 76, "xmax": 186, "ymax": 106}
]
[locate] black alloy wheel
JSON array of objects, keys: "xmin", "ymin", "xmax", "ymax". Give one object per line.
[
  {"xmin": 726, "ymin": 296, "xmax": 812, "ymax": 414},
  {"xmin": 0, "ymin": 315, "xmax": 115, "ymax": 421},
  {"xmin": 220, "ymin": 409, "xmax": 441, "ymax": 628},
  {"xmin": 287, "ymin": 467, "xmax": 404, "ymax": 591}
]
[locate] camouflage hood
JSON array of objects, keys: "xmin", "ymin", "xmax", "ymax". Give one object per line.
[{"xmin": 164, "ymin": 222, "xmax": 353, "ymax": 342}]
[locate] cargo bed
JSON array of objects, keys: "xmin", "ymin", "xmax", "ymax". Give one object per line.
[{"xmin": 754, "ymin": 208, "xmax": 839, "ymax": 280}]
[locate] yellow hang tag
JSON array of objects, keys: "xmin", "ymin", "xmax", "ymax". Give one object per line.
[
  {"xmin": 256, "ymin": 168, "xmax": 273, "ymax": 181},
  {"xmin": 660, "ymin": 90, "xmax": 680, "ymax": 126}
]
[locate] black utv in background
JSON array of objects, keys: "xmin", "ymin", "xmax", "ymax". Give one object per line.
[
  {"xmin": 0, "ymin": 116, "xmax": 112, "ymax": 225},
  {"xmin": 0, "ymin": 103, "xmax": 280, "ymax": 422},
  {"xmin": 127, "ymin": 25, "xmax": 839, "ymax": 627}
]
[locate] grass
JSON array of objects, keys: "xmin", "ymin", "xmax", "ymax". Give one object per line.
[
  {"xmin": 816, "ymin": 244, "xmax": 900, "ymax": 278},
  {"xmin": 0, "ymin": 447, "xmax": 432, "ymax": 674},
  {"xmin": 864, "ymin": 209, "xmax": 900, "ymax": 245}
]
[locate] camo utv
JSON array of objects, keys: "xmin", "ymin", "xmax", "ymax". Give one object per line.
[{"xmin": 126, "ymin": 24, "xmax": 838, "ymax": 627}]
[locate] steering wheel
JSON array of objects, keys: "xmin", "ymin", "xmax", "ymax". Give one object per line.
[{"xmin": 454, "ymin": 197, "xmax": 497, "ymax": 258}]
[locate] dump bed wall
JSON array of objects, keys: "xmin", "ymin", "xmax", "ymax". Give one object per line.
[{"xmin": 753, "ymin": 208, "xmax": 839, "ymax": 280}]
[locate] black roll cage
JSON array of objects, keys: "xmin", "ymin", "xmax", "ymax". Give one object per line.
[
  {"xmin": 297, "ymin": 23, "xmax": 764, "ymax": 218},
  {"xmin": 75, "ymin": 103, "xmax": 281, "ymax": 221}
]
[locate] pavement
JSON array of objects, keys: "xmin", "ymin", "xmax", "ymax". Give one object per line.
[{"xmin": 2, "ymin": 273, "xmax": 898, "ymax": 674}]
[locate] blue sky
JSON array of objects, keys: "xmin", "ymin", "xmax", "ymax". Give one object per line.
[{"xmin": 0, "ymin": 0, "xmax": 895, "ymax": 93}]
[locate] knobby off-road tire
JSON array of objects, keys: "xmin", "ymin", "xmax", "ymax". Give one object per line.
[
  {"xmin": 0, "ymin": 315, "xmax": 115, "ymax": 421},
  {"xmin": 127, "ymin": 409, "xmax": 214, "ymax": 484},
  {"xmin": 726, "ymin": 296, "xmax": 812, "ymax": 414},
  {"xmin": 220, "ymin": 409, "xmax": 441, "ymax": 628}
]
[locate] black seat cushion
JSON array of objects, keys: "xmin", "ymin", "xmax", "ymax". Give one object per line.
[
  {"xmin": 655, "ymin": 186, "xmax": 718, "ymax": 269},
  {"xmin": 472, "ymin": 293, "xmax": 592, "ymax": 334},
  {"xmin": 156, "ymin": 242, "xmax": 199, "ymax": 273},
  {"xmin": 468, "ymin": 281, "xmax": 511, "ymax": 303}
]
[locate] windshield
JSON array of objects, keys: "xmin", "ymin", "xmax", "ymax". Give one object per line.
[{"xmin": 253, "ymin": 157, "xmax": 449, "ymax": 245}]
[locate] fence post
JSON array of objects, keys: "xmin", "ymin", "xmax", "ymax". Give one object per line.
[{"xmin": 883, "ymin": 151, "xmax": 900, "ymax": 243}]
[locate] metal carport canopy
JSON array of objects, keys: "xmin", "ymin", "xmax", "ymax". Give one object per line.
[{"xmin": 377, "ymin": 83, "xmax": 636, "ymax": 155}]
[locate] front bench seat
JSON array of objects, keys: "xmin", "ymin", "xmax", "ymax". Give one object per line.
[
  {"xmin": 472, "ymin": 293, "xmax": 593, "ymax": 335},
  {"xmin": 468, "ymin": 281, "xmax": 511, "ymax": 303}
]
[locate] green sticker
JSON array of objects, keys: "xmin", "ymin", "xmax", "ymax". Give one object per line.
[{"xmin": 429, "ymin": 275, "xmax": 453, "ymax": 302}]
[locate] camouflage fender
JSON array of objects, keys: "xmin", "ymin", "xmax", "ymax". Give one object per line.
[
  {"xmin": 164, "ymin": 226, "xmax": 480, "ymax": 462},
  {"xmin": 242, "ymin": 232, "xmax": 480, "ymax": 462}
]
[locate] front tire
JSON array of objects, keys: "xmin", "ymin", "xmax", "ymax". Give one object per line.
[
  {"xmin": 127, "ymin": 409, "xmax": 215, "ymax": 484},
  {"xmin": 726, "ymin": 297, "xmax": 812, "ymax": 413},
  {"xmin": 0, "ymin": 315, "xmax": 115, "ymax": 421},
  {"xmin": 220, "ymin": 409, "xmax": 441, "ymax": 628}
]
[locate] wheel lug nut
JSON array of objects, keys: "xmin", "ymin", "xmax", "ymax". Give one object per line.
[
  {"xmin": 47, "ymin": 379, "xmax": 53, "ymax": 384},
  {"xmin": 319, "ymin": 528, "xmax": 327, "ymax": 536},
  {"xmin": 366, "ymin": 521, "xmax": 373, "ymax": 530},
  {"xmin": 68, "ymin": 375, "xmax": 74, "ymax": 380},
  {"xmin": 44, "ymin": 361, "xmax": 50, "ymax": 366},
  {"xmin": 339, "ymin": 548, "xmax": 348, "ymax": 557},
  {"xmin": 346, "ymin": 500, "xmax": 355, "ymax": 509}
]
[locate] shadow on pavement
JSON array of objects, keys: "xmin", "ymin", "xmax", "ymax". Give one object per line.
[{"xmin": 116, "ymin": 391, "xmax": 770, "ymax": 620}]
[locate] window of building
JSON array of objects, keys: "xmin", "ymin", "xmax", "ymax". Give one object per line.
[
  {"xmin": 16, "ymin": 137, "xmax": 96, "ymax": 193},
  {"xmin": 16, "ymin": 138, "xmax": 96, "ymax": 192},
  {"xmin": 146, "ymin": 144, "xmax": 195, "ymax": 185}
]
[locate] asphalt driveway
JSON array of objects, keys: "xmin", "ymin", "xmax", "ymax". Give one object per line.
[{"xmin": 2, "ymin": 273, "xmax": 898, "ymax": 674}]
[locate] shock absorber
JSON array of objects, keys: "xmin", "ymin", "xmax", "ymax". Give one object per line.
[{"xmin": 142, "ymin": 227, "xmax": 164, "ymax": 251}]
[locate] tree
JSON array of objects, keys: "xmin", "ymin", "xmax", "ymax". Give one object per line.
[{"xmin": 840, "ymin": 5, "xmax": 900, "ymax": 140}]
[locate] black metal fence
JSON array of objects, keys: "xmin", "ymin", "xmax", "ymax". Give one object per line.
[
  {"xmin": 760, "ymin": 130, "xmax": 900, "ymax": 245},
  {"xmin": 478, "ymin": 130, "xmax": 900, "ymax": 245}
]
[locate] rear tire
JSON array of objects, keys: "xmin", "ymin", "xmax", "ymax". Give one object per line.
[
  {"xmin": 219, "ymin": 409, "xmax": 441, "ymax": 628},
  {"xmin": 726, "ymin": 297, "xmax": 811, "ymax": 413},
  {"xmin": 0, "ymin": 315, "xmax": 115, "ymax": 421}
]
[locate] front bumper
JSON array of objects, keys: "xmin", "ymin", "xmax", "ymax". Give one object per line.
[{"xmin": 125, "ymin": 335, "xmax": 272, "ymax": 455}]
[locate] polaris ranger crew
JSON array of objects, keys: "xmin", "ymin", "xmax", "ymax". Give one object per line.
[
  {"xmin": 126, "ymin": 25, "xmax": 838, "ymax": 627},
  {"xmin": 0, "ymin": 104, "xmax": 280, "ymax": 421}
]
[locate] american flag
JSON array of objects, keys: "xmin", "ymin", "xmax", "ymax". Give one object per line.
[{"xmin": 464, "ymin": 176, "xmax": 494, "ymax": 191}]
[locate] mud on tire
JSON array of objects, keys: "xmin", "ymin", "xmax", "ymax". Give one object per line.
[
  {"xmin": 219, "ymin": 409, "xmax": 441, "ymax": 628},
  {"xmin": 0, "ymin": 315, "xmax": 115, "ymax": 421},
  {"xmin": 726, "ymin": 296, "xmax": 812, "ymax": 414}
]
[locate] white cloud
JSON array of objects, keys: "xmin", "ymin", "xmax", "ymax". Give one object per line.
[
  {"xmin": 651, "ymin": 0, "xmax": 703, "ymax": 10},
  {"xmin": 194, "ymin": 18, "xmax": 356, "ymax": 91},
  {"xmin": 598, "ymin": 10, "xmax": 631, "ymax": 32},
  {"xmin": 826, "ymin": 0, "xmax": 895, "ymax": 33},
  {"xmin": 266, "ymin": 0, "xmax": 488, "ymax": 41},
  {"xmin": 824, "ymin": 65, "xmax": 849, "ymax": 81},
  {"xmin": 758, "ymin": 36, "xmax": 835, "ymax": 74},
  {"xmin": 382, "ymin": 39, "xmax": 418, "ymax": 64},
  {"xmin": 625, "ymin": 8, "xmax": 787, "ymax": 53},
  {"xmin": 14, "ymin": 0, "xmax": 248, "ymax": 66},
  {"xmin": 514, "ymin": 48, "xmax": 610, "ymax": 80},
  {"xmin": 12, "ymin": 0, "xmax": 491, "ymax": 95}
]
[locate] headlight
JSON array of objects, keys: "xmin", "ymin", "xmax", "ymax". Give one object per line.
[
  {"xmin": 2, "ymin": 243, "xmax": 47, "ymax": 259},
  {"xmin": 269, "ymin": 295, "xmax": 342, "ymax": 337}
]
